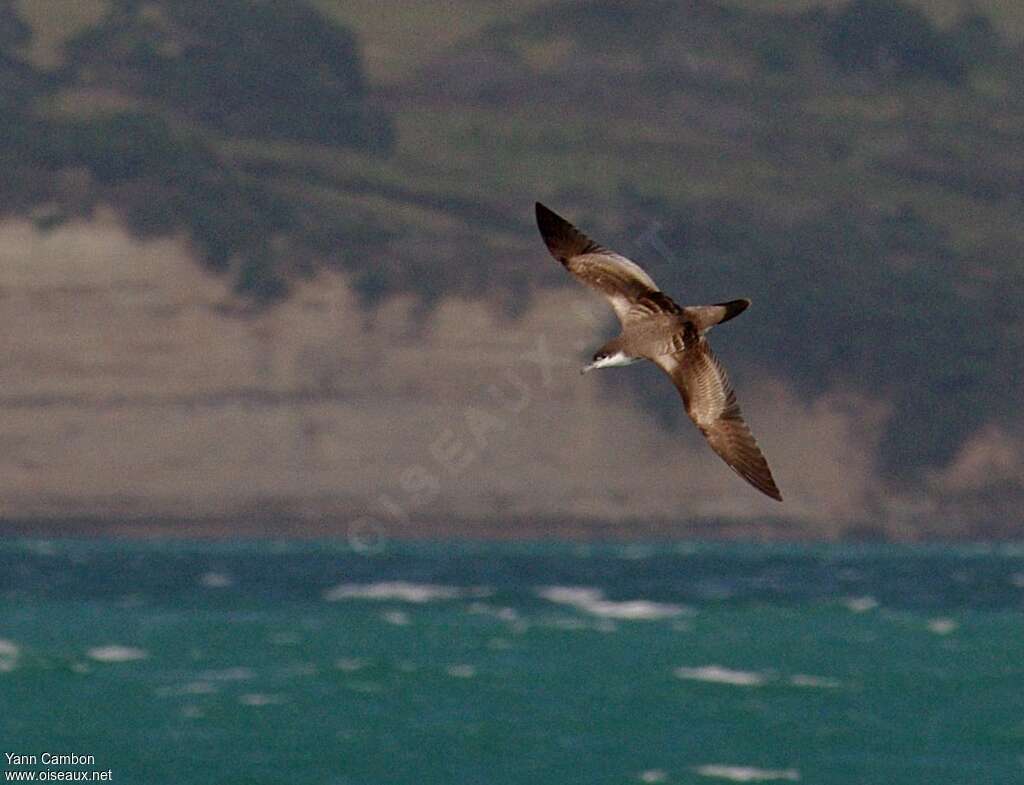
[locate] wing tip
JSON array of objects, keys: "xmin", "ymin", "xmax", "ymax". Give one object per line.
[
  {"xmin": 756, "ymin": 458, "xmax": 782, "ymax": 502},
  {"xmin": 534, "ymin": 201, "xmax": 600, "ymax": 262},
  {"xmin": 534, "ymin": 202, "xmax": 562, "ymax": 237},
  {"xmin": 745, "ymin": 457, "xmax": 783, "ymax": 502},
  {"xmin": 737, "ymin": 465, "xmax": 783, "ymax": 502}
]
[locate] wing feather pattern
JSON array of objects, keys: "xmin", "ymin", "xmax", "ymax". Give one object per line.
[
  {"xmin": 536, "ymin": 202, "xmax": 671, "ymax": 324},
  {"xmin": 654, "ymin": 341, "xmax": 782, "ymax": 501}
]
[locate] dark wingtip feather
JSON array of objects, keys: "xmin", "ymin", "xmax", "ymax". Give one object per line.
[
  {"xmin": 751, "ymin": 463, "xmax": 783, "ymax": 502},
  {"xmin": 534, "ymin": 202, "xmax": 601, "ymax": 263},
  {"xmin": 729, "ymin": 451, "xmax": 783, "ymax": 502},
  {"xmin": 716, "ymin": 299, "xmax": 751, "ymax": 324},
  {"xmin": 739, "ymin": 444, "xmax": 782, "ymax": 502}
]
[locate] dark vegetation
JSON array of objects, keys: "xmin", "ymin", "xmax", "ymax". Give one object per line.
[
  {"xmin": 826, "ymin": 0, "xmax": 968, "ymax": 82},
  {"xmin": 64, "ymin": 0, "xmax": 391, "ymax": 151},
  {"xmin": 1, "ymin": 0, "xmax": 1022, "ymax": 483},
  {"xmin": 1, "ymin": 0, "xmax": 391, "ymax": 302}
]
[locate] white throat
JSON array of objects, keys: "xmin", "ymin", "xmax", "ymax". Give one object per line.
[{"xmin": 582, "ymin": 351, "xmax": 639, "ymax": 373}]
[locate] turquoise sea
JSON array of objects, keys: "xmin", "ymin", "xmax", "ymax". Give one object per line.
[{"xmin": 1, "ymin": 538, "xmax": 1023, "ymax": 784}]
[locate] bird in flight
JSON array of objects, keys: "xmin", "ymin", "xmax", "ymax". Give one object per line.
[{"xmin": 535, "ymin": 202, "xmax": 782, "ymax": 501}]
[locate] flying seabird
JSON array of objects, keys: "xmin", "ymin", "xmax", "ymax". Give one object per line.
[{"xmin": 535, "ymin": 202, "xmax": 782, "ymax": 501}]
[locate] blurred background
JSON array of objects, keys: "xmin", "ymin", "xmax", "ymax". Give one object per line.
[
  {"xmin": 1, "ymin": 0, "xmax": 1022, "ymax": 540},
  {"xmin": 3, "ymin": 2, "xmax": 1024, "ymax": 784}
]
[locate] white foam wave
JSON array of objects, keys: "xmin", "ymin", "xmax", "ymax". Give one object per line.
[
  {"xmin": 694, "ymin": 765, "xmax": 800, "ymax": 781},
  {"xmin": 675, "ymin": 664, "xmax": 840, "ymax": 689},
  {"xmin": 538, "ymin": 586, "xmax": 688, "ymax": 620},
  {"xmin": 199, "ymin": 571, "xmax": 234, "ymax": 588},
  {"xmin": 345, "ymin": 680, "xmax": 383, "ymax": 693},
  {"xmin": 843, "ymin": 596, "xmax": 878, "ymax": 613},
  {"xmin": 382, "ymin": 610, "xmax": 410, "ymax": 626},
  {"xmin": 324, "ymin": 581, "xmax": 482, "ymax": 603},
  {"xmin": 674, "ymin": 665, "xmax": 768, "ymax": 687},
  {"xmin": 446, "ymin": 664, "xmax": 476, "ymax": 679},
  {"xmin": 927, "ymin": 618, "xmax": 958, "ymax": 635},
  {"xmin": 638, "ymin": 770, "xmax": 668, "ymax": 783},
  {"xmin": 87, "ymin": 645, "xmax": 148, "ymax": 663},
  {"xmin": 789, "ymin": 674, "xmax": 842, "ymax": 689},
  {"xmin": 0, "ymin": 639, "xmax": 20, "ymax": 672},
  {"xmin": 238, "ymin": 693, "xmax": 285, "ymax": 706}
]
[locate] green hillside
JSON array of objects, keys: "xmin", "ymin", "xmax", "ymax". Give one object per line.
[{"xmin": 2, "ymin": 0, "xmax": 1022, "ymax": 494}]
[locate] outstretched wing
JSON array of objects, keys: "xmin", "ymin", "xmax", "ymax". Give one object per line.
[
  {"xmin": 536, "ymin": 202, "xmax": 677, "ymax": 325},
  {"xmin": 653, "ymin": 339, "xmax": 782, "ymax": 501}
]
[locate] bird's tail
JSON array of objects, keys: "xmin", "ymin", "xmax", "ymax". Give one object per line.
[{"xmin": 685, "ymin": 299, "xmax": 750, "ymax": 331}]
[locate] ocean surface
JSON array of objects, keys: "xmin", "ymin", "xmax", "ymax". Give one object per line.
[{"xmin": 1, "ymin": 538, "xmax": 1023, "ymax": 785}]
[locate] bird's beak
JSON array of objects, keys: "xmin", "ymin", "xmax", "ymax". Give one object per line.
[{"xmin": 580, "ymin": 363, "xmax": 595, "ymax": 375}]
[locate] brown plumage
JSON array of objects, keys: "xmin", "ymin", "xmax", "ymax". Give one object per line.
[{"xmin": 535, "ymin": 202, "xmax": 782, "ymax": 502}]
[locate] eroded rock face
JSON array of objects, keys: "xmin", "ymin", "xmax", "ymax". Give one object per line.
[{"xmin": 1, "ymin": 214, "xmax": 1018, "ymax": 538}]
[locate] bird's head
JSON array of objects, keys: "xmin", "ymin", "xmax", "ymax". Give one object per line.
[{"xmin": 581, "ymin": 349, "xmax": 636, "ymax": 374}]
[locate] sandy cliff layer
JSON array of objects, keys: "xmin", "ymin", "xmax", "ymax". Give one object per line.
[{"xmin": 0, "ymin": 214, "xmax": 1014, "ymax": 539}]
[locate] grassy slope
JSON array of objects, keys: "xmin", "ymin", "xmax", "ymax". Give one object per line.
[
  {"xmin": 314, "ymin": 0, "xmax": 1024, "ymax": 84},
  {"xmin": 312, "ymin": 0, "xmax": 549, "ymax": 84},
  {"xmin": 729, "ymin": 0, "xmax": 1024, "ymax": 39}
]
